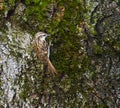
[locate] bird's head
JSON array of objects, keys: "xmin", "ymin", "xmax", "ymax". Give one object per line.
[{"xmin": 35, "ymin": 32, "xmax": 49, "ymax": 41}]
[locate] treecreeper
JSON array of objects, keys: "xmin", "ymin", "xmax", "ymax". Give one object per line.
[{"xmin": 32, "ymin": 32, "xmax": 57, "ymax": 75}]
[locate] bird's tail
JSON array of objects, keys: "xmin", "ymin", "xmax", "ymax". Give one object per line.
[{"xmin": 46, "ymin": 58, "xmax": 57, "ymax": 75}]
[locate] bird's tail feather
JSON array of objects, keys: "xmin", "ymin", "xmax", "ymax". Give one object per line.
[{"xmin": 46, "ymin": 58, "xmax": 57, "ymax": 75}]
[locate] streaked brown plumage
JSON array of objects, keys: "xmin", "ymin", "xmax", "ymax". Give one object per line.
[{"xmin": 32, "ymin": 32, "xmax": 57, "ymax": 75}]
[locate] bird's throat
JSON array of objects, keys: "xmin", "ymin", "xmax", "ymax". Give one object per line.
[{"xmin": 40, "ymin": 36, "xmax": 46, "ymax": 41}]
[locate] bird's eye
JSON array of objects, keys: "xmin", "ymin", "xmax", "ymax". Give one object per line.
[{"xmin": 43, "ymin": 35, "xmax": 46, "ymax": 37}]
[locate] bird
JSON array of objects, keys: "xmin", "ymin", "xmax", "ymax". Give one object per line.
[{"xmin": 32, "ymin": 32, "xmax": 57, "ymax": 75}]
